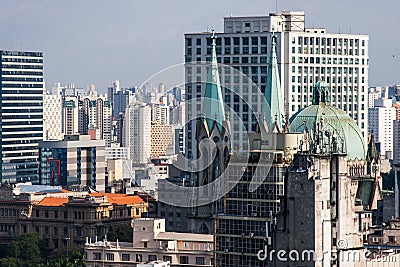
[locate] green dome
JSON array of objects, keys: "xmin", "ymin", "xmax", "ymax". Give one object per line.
[{"xmin": 289, "ymin": 102, "xmax": 366, "ymax": 160}]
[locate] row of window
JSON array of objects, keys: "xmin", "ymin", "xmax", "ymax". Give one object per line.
[
  {"xmin": 292, "ymin": 46, "xmax": 363, "ymax": 56},
  {"xmin": 295, "ymin": 37, "xmax": 365, "ymax": 47},
  {"xmin": 294, "ymin": 56, "xmax": 365, "ymax": 65},
  {"xmin": 291, "ymin": 76, "xmax": 364, "ymax": 84},
  {"xmin": 186, "ymin": 36, "xmax": 267, "ymax": 47},
  {"xmin": 293, "ymin": 66, "xmax": 365, "ymax": 74},
  {"xmin": 93, "ymin": 252, "xmax": 206, "ymax": 265}
]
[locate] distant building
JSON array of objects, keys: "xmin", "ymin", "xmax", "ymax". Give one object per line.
[
  {"xmin": 38, "ymin": 135, "xmax": 106, "ymax": 192},
  {"xmin": 84, "ymin": 218, "xmax": 213, "ymax": 267},
  {"xmin": 123, "ymin": 104, "xmax": 152, "ymax": 164},
  {"xmin": 369, "ymin": 98, "xmax": 396, "ymax": 160},
  {"xmin": 62, "ymin": 96, "xmax": 79, "ymax": 135},
  {"xmin": 105, "ymin": 144, "xmax": 130, "ymax": 161},
  {"xmin": 151, "ymin": 122, "xmax": 174, "ymax": 157},
  {"xmin": 79, "ymin": 96, "xmax": 112, "ymax": 146},
  {"xmin": 113, "ymin": 88, "xmax": 133, "ymax": 118},
  {"xmin": 173, "ymin": 126, "xmax": 185, "ymax": 154},
  {"xmin": 0, "ymin": 50, "xmax": 44, "ymax": 184},
  {"xmin": 43, "ymin": 91, "xmax": 63, "ymax": 140}
]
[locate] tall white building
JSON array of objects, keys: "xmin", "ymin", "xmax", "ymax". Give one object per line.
[
  {"xmin": 80, "ymin": 96, "xmax": 112, "ymax": 146},
  {"xmin": 184, "ymin": 11, "xmax": 369, "ymax": 158},
  {"xmin": 0, "ymin": 50, "xmax": 44, "ymax": 183},
  {"xmin": 43, "ymin": 91, "xmax": 63, "ymax": 140},
  {"xmin": 152, "ymin": 103, "xmax": 170, "ymax": 125},
  {"xmin": 369, "ymin": 98, "xmax": 396, "ymax": 159},
  {"xmin": 123, "ymin": 103, "xmax": 152, "ymax": 164}
]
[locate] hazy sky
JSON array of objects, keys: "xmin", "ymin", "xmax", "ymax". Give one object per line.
[{"xmin": 1, "ymin": 0, "xmax": 399, "ymax": 91}]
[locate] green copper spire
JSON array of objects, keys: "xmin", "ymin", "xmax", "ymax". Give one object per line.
[
  {"xmin": 263, "ymin": 32, "xmax": 284, "ymax": 132},
  {"xmin": 202, "ymin": 28, "xmax": 225, "ymax": 132}
]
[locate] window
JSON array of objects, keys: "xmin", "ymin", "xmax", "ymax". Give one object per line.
[
  {"xmin": 163, "ymin": 256, "xmax": 172, "ymax": 262},
  {"xmin": 180, "ymin": 256, "xmax": 189, "ymax": 264},
  {"xmin": 196, "ymin": 257, "xmax": 205, "ymax": 264},
  {"xmin": 93, "ymin": 252, "xmax": 101, "ymax": 260},
  {"xmin": 135, "ymin": 254, "xmax": 142, "ymax": 262},
  {"xmin": 389, "ymin": 236, "xmax": 396, "ymax": 243},
  {"xmin": 122, "ymin": 254, "xmax": 130, "ymax": 261},
  {"xmin": 148, "ymin": 255, "xmax": 157, "ymax": 261},
  {"xmin": 106, "ymin": 253, "xmax": 114, "ymax": 261}
]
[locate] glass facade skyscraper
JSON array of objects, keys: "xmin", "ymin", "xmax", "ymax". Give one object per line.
[{"xmin": 0, "ymin": 50, "xmax": 44, "ymax": 184}]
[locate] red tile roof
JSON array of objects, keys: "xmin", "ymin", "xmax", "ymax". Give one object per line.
[
  {"xmin": 90, "ymin": 193, "xmax": 145, "ymax": 205},
  {"xmin": 37, "ymin": 197, "xmax": 68, "ymax": 207}
]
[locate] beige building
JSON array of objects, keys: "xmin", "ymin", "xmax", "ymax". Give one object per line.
[
  {"xmin": 43, "ymin": 91, "xmax": 63, "ymax": 140},
  {"xmin": 108, "ymin": 159, "xmax": 124, "ymax": 182},
  {"xmin": 84, "ymin": 218, "xmax": 213, "ymax": 267},
  {"xmin": 0, "ymin": 184, "xmax": 147, "ymax": 251},
  {"xmin": 151, "ymin": 122, "xmax": 173, "ymax": 157}
]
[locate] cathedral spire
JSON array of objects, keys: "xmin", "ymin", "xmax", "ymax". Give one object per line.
[
  {"xmin": 202, "ymin": 28, "xmax": 225, "ymax": 132},
  {"xmin": 263, "ymin": 32, "xmax": 284, "ymax": 132}
]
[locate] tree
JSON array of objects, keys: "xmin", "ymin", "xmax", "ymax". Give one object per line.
[
  {"xmin": 1, "ymin": 232, "xmax": 45, "ymax": 266},
  {"xmin": 106, "ymin": 224, "xmax": 133, "ymax": 242}
]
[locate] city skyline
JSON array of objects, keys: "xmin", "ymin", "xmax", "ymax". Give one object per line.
[{"xmin": 0, "ymin": 0, "xmax": 399, "ymax": 91}]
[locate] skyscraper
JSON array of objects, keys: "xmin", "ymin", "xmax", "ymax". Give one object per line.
[
  {"xmin": 123, "ymin": 103, "xmax": 152, "ymax": 164},
  {"xmin": 0, "ymin": 50, "xmax": 44, "ymax": 184},
  {"xmin": 184, "ymin": 11, "xmax": 369, "ymax": 159}
]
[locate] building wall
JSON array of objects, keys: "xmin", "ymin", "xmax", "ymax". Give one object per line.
[
  {"xmin": 0, "ymin": 50, "xmax": 44, "ymax": 183},
  {"xmin": 39, "ymin": 135, "xmax": 106, "ymax": 192},
  {"xmin": 63, "ymin": 96, "xmax": 79, "ymax": 136},
  {"xmin": 184, "ymin": 12, "xmax": 369, "ymax": 159},
  {"xmin": 151, "ymin": 123, "xmax": 173, "ymax": 157},
  {"xmin": 43, "ymin": 92, "xmax": 63, "ymax": 140},
  {"xmin": 369, "ymin": 98, "xmax": 396, "ymax": 159},
  {"xmin": 123, "ymin": 104, "xmax": 152, "ymax": 164}
]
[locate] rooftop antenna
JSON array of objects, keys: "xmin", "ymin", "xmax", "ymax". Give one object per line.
[{"xmin": 275, "ymin": 0, "xmax": 278, "ymax": 13}]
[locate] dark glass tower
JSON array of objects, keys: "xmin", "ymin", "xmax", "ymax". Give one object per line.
[{"xmin": 0, "ymin": 50, "xmax": 44, "ymax": 184}]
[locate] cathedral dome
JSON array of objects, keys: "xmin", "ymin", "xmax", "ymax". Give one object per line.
[{"xmin": 289, "ymin": 81, "xmax": 366, "ymax": 160}]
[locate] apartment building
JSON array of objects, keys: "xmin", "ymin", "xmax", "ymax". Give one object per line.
[{"xmin": 84, "ymin": 218, "xmax": 213, "ymax": 267}]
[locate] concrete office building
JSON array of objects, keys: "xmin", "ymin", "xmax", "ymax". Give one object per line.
[
  {"xmin": 368, "ymin": 98, "xmax": 396, "ymax": 160},
  {"xmin": 184, "ymin": 11, "xmax": 369, "ymax": 159},
  {"xmin": 38, "ymin": 135, "xmax": 106, "ymax": 191},
  {"xmin": 0, "ymin": 50, "xmax": 44, "ymax": 184}
]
